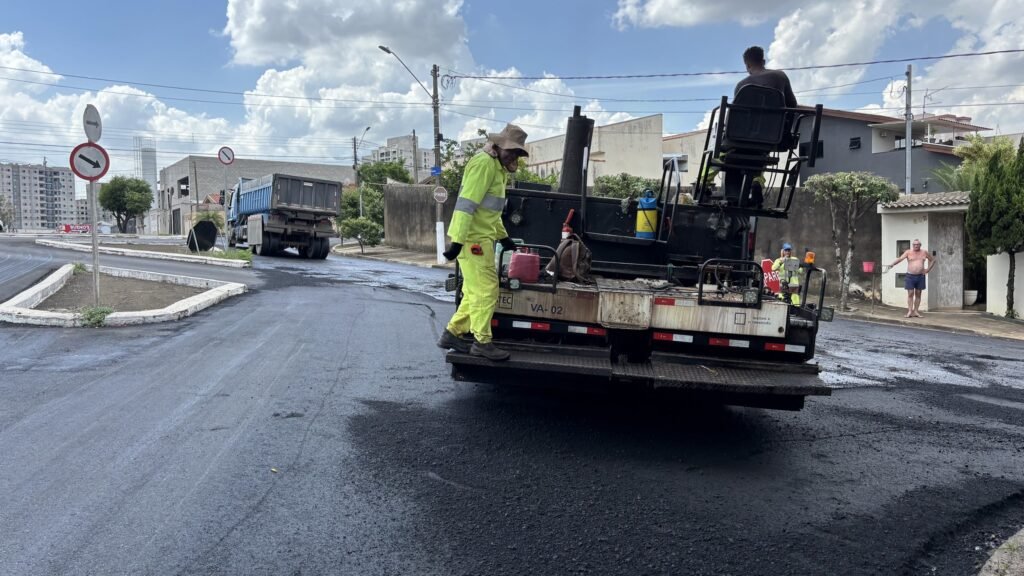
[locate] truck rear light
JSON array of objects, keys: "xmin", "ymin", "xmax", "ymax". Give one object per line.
[
  {"xmin": 710, "ymin": 338, "xmax": 749, "ymax": 348},
  {"xmin": 512, "ymin": 320, "xmax": 550, "ymax": 331},
  {"xmin": 568, "ymin": 326, "xmax": 606, "ymax": 336},
  {"xmin": 654, "ymin": 332, "xmax": 694, "ymax": 343}
]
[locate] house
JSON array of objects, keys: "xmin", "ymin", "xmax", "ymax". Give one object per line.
[{"xmin": 798, "ymin": 109, "xmax": 990, "ymax": 193}]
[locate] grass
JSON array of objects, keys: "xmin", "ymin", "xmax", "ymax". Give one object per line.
[
  {"xmin": 205, "ymin": 248, "xmax": 253, "ymax": 263},
  {"xmin": 72, "ymin": 262, "xmax": 87, "ymax": 275},
  {"xmin": 80, "ymin": 306, "xmax": 114, "ymax": 328}
]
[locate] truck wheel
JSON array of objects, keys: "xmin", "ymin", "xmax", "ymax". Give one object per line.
[
  {"xmin": 298, "ymin": 245, "xmax": 310, "ymax": 258},
  {"xmin": 317, "ymin": 238, "xmax": 330, "ymax": 259}
]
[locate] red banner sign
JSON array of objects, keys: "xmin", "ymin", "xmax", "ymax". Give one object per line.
[{"xmin": 761, "ymin": 258, "xmax": 780, "ymax": 294}]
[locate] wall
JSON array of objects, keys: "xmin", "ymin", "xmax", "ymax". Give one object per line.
[
  {"xmin": 383, "ymin": 184, "xmax": 456, "ymax": 253},
  {"xmin": 754, "ymin": 188, "xmax": 883, "ymax": 298},
  {"xmin": 927, "ymin": 212, "xmax": 965, "ymax": 309},
  {"xmin": 986, "ymin": 252, "xmax": 1024, "ymax": 317},
  {"xmin": 663, "ymin": 130, "xmax": 718, "ymax": 187},
  {"xmin": 880, "ymin": 212, "xmax": 930, "ymax": 309},
  {"xmin": 799, "ymin": 116, "xmax": 960, "ymax": 193}
]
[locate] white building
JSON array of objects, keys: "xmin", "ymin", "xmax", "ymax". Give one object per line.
[
  {"xmin": 662, "ymin": 129, "xmax": 715, "ymax": 187},
  {"xmin": 134, "ymin": 137, "xmax": 159, "ymax": 234},
  {"xmin": 524, "ymin": 115, "xmax": 664, "ymax": 186},
  {"xmin": 0, "ymin": 161, "xmax": 76, "ymax": 231},
  {"xmin": 370, "ymin": 133, "xmax": 435, "ymax": 182}
]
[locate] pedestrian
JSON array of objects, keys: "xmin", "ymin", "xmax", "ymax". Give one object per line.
[
  {"xmin": 436, "ymin": 124, "xmax": 528, "ymax": 361},
  {"xmin": 887, "ymin": 239, "xmax": 934, "ymax": 318},
  {"xmin": 771, "ymin": 243, "xmax": 803, "ymax": 306}
]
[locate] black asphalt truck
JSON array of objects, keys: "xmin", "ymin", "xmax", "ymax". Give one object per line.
[{"xmin": 446, "ymin": 87, "xmax": 832, "ymax": 410}]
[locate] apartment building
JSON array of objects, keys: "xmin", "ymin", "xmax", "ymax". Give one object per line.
[
  {"xmin": 370, "ymin": 133, "xmax": 435, "ymax": 182},
  {"xmin": 0, "ymin": 162, "xmax": 77, "ymax": 231}
]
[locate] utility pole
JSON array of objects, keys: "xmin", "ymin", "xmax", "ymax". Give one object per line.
[
  {"xmin": 431, "ymin": 64, "xmax": 444, "ymax": 265},
  {"xmin": 905, "ymin": 64, "xmax": 912, "ymax": 196},
  {"xmin": 412, "ymin": 129, "xmax": 419, "ymax": 183},
  {"xmin": 353, "ymin": 136, "xmax": 361, "ymax": 217}
]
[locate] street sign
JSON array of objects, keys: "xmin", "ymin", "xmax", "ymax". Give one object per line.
[
  {"xmin": 430, "ymin": 165, "xmax": 441, "ymax": 177},
  {"xmin": 432, "ymin": 186, "xmax": 448, "ymax": 203},
  {"xmin": 69, "ymin": 142, "xmax": 110, "ymax": 181},
  {"xmin": 761, "ymin": 258, "xmax": 780, "ymax": 294},
  {"xmin": 83, "ymin": 104, "xmax": 102, "ymax": 143},
  {"xmin": 218, "ymin": 146, "xmax": 235, "ymax": 165}
]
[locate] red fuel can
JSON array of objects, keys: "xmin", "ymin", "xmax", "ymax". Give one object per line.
[{"xmin": 508, "ymin": 248, "xmax": 540, "ymax": 284}]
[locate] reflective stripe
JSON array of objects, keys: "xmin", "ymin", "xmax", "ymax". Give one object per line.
[
  {"xmin": 454, "ymin": 196, "xmax": 479, "ymax": 214},
  {"xmin": 480, "ymin": 193, "xmax": 505, "ymax": 211}
]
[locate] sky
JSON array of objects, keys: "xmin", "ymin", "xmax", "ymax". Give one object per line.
[{"xmin": 2, "ymin": 0, "xmax": 1024, "ymax": 191}]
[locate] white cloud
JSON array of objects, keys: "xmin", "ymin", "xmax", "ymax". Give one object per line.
[
  {"xmin": 0, "ymin": 32, "xmax": 61, "ymax": 96},
  {"xmin": 612, "ymin": 0, "xmax": 802, "ymax": 29}
]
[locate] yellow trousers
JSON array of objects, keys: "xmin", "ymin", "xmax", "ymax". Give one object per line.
[{"xmin": 447, "ymin": 240, "xmax": 498, "ymax": 344}]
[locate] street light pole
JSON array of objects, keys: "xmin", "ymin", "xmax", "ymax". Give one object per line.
[
  {"xmin": 354, "ymin": 126, "xmax": 371, "ymax": 218},
  {"xmin": 379, "ymin": 45, "xmax": 445, "ymax": 264}
]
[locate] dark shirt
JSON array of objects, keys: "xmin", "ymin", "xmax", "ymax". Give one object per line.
[{"xmin": 734, "ymin": 69, "xmax": 797, "ymax": 108}]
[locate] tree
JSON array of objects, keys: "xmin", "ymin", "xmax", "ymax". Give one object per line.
[
  {"xmin": 804, "ymin": 172, "xmax": 900, "ymax": 312},
  {"xmin": 593, "ymin": 173, "xmax": 661, "ymax": 199},
  {"xmin": 357, "ymin": 160, "xmax": 411, "ymax": 192},
  {"xmin": 966, "ymin": 138, "xmax": 1024, "ymax": 318},
  {"xmin": 339, "ymin": 217, "xmax": 383, "ymax": 254},
  {"xmin": 0, "ymin": 194, "xmax": 14, "ymax": 232},
  {"xmin": 98, "ymin": 176, "xmax": 153, "ymax": 233},
  {"xmin": 341, "ymin": 185, "xmax": 384, "ymax": 226},
  {"xmin": 932, "ymin": 135, "xmax": 1015, "ymax": 192},
  {"xmin": 440, "ymin": 133, "xmax": 485, "ymax": 194},
  {"xmin": 513, "ymin": 158, "xmax": 558, "ymax": 187}
]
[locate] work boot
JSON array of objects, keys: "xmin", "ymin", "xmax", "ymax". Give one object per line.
[
  {"xmin": 437, "ymin": 330, "xmax": 471, "ymax": 353},
  {"xmin": 470, "ymin": 341, "xmax": 510, "ymax": 361}
]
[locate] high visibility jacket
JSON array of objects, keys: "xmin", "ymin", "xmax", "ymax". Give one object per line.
[
  {"xmin": 447, "ymin": 151, "xmax": 509, "ymax": 245},
  {"xmin": 772, "ymin": 256, "xmax": 803, "ymax": 287}
]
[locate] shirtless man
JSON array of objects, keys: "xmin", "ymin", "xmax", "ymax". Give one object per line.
[{"xmin": 888, "ymin": 239, "xmax": 934, "ymax": 317}]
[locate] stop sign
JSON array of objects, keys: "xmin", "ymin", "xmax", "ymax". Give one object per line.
[{"xmin": 761, "ymin": 258, "xmax": 781, "ymax": 294}]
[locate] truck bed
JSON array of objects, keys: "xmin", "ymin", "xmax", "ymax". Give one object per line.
[{"xmin": 235, "ymin": 174, "xmax": 340, "ymax": 218}]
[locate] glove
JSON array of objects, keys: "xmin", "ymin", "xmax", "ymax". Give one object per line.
[
  {"xmin": 442, "ymin": 243, "xmax": 463, "ymax": 261},
  {"xmin": 499, "ymin": 237, "xmax": 517, "ymax": 252}
]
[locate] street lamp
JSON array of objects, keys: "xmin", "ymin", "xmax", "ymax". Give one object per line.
[
  {"xmin": 379, "ymin": 44, "xmax": 445, "ymax": 264},
  {"xmin": 354, "ymin": 125, "xmax": 371, "ymax": 217}
]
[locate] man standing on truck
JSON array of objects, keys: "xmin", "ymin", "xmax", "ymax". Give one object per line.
[
  {"xmin": 437, "ymin": 124, "xmax": 529, "ymax": 361},
  {"xmin": 772, "ymin": 243, "xmax": 803, "ymax": 306}
]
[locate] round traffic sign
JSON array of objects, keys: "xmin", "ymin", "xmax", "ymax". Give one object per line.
[
  {"xmin": 218, "ymin": 146, "xmax": 235, "ymax": 165},
  {"xmin": 83, "ymin": 104, "xmax": 102, "ymax": 143},
  {"xmin": 69, "ymin": 142, "xmax": 110, "ymax": 181},
  {"xmin": 432, "ymin": 186, "xmax": 448, "ymax": 203}
]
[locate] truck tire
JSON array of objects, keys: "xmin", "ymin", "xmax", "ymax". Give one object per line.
[
  {"xmin": 254, "ymin": 232, "xmax": 275, "ymax": 256},
  {"xmin": 317, "ymin": 238, "xmax": 330, "ymax": 259}
]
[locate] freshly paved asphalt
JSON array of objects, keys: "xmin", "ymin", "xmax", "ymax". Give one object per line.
[{"xmin": 1, "ymin": 236, "xmax": 1022, "ymax": 575}]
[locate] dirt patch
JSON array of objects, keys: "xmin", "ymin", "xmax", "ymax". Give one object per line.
[{"xmin": 37, "ymin": 272, "xmax": 206, "ymax": 313}]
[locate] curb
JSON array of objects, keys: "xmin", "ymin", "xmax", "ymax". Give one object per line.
[
  {"xmin": 837, "ymin": 312, "xmax": 1024, "ymax": 341},
  {"xmin": 36, "ymin": 239, "xmax": 252, "ymax": 268},
  {"xmin": 979, "ymin": 527, "xmax": 1024, "ymax": 576},
  {"xmin": 0, "ymin": 264, "xmax": 246, "ymax": 327},
  {"xmin": 331, "ymin": 247, "xmax": 453, "ymax": 270}
]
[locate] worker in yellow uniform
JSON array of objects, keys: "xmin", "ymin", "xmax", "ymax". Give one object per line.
[
  {"xmin": 772, "ymin": 243, "xmax": 803, "ymax": 306},
  {"xmin": 436, "ymin": 124, "xmax": 529, "ymax": 361}
]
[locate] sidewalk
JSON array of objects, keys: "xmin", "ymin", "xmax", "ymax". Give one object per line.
[{"xmin": 330, "ymin": 244, "xmax": 1024, "ymax": 342}]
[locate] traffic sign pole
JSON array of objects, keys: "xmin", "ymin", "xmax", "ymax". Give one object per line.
[
  {"xmin": 218, "ymin": 147, "xmax": 234, "ymax": 254},
  {"xmin": 71, "ymin": 109, "xmax": 109, "ymax": 308},
  {"xmin": 89, "ymin": 181, "xmax": 100, "ymax": 306}
]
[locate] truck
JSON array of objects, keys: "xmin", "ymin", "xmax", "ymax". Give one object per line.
[
  {"xmin": 226, "ymin": 173, "xmax": 341, "ymax": 259},
  {"xmin": 446, "ymin": 89, "xmax": 833, "ymax": 411}
]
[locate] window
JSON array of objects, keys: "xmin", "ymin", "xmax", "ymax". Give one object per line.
[
  {"xmin": 849, "ymin": 137, "xmax": 861, "ymax": 150},
  {"xmin": 896, "ymin": 240, "xmax": 910, "ymax": 255},
  {"xmin": 799, "ymin": 141, "xmax": 824, "ymax": 158}
]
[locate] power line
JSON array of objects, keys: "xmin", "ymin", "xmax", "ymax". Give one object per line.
[{"xmin": 445, "ymin": 49, "xmax": 1024, "ymax": 81}]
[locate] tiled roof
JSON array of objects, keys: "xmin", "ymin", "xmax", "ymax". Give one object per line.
[{"xmin": 880, "ymin": 190, "xmax": 971, "ymax": 209}]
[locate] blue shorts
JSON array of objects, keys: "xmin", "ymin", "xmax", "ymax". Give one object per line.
[{"xmin": 905, "ymin": 273, "xmax": 926, "ymax": 290}]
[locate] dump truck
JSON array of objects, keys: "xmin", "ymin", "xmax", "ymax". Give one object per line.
[
  {"xmin": 446, "ymin": 90, "xmax": 833, "ymax": 411},
  {"xmin": 226, "ymin": 173, "xmax": 341, "ymax": 259}
]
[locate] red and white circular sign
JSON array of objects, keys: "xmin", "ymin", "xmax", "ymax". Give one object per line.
[
  {"xmin": 69, "ymin": 142, "xmax": 110, "ymax": 182},
  {"xmin": 218, "ymin": 146, "xmax": 235, "ymax": 165}
]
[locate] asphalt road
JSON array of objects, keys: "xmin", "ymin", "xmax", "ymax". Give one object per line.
[{"xmin": 1, "ymin": 240, "xmax": 1022, "ymax": 575}]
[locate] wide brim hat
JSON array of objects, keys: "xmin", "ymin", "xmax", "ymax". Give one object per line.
[{"xmin": 486, "ymin": 124, "xmax": 529, "ymax": 156}]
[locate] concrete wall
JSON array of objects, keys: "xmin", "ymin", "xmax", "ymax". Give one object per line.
[
  {"xmin": 383, "ymin": 184, "xmax": 455, "ymax": 253},
  {"xmin": 880, "ymin": 212, "xmax": 930, "ymax": 309},
  {"xmin": 663, "ymin": 130, "xmax": 719, "ymax": 187},
  {"xmin": 986, "ymin": 252, "xmax": 1024, "ymax": 317},
  {"xmin": 525, "ymin": 115, "xmax": 663, "ymax": 186},
  {"xmin": 799, "ymin": 116, "xmax": 959, "ymax": 193},
  {"xmin": 928, "ymin": 212, "xmax": 965, "ymax": 309},
  {"xmin": 754, "ymin": 188, "xmax": 883, "ymax": 298}
]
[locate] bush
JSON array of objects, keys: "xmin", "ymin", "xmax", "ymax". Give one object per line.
[
  {"xmin": 81, "ymin": 306, "xmax": 114, "ymax": 328},
  {"xmin": 340, "ymin": 217, "xmax": 384, "ymax": 254},
  {"xmin": 72, "ymin": 262, "xmax": 87, "ymax": 275}
]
